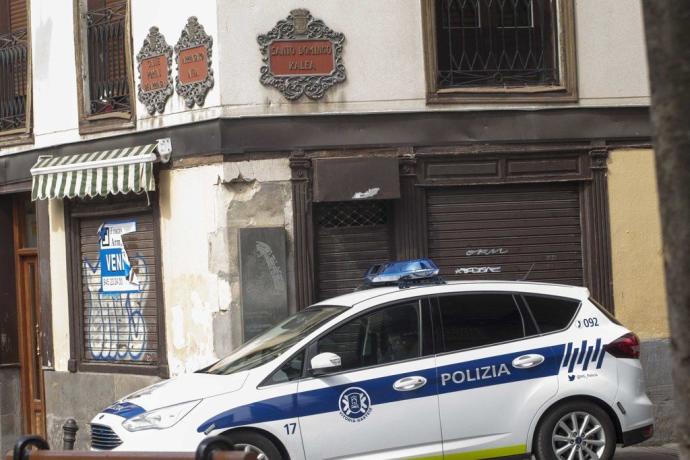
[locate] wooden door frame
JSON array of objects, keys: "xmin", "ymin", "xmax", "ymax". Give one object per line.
[{"xmin": 13, "ymin": 195, "xmax": 46, "ymax": 436}]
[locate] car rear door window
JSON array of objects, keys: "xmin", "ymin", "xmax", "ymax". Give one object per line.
[
  {"xmin": 523, "ymin": 295, "xmax": 580, "ymax": 333},
  {"xmin": 438, "ymin": 294, "xmax": 526, "ymax": 352}
]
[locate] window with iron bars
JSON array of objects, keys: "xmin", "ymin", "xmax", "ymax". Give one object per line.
[
  {"xmin": 84, "ymin": 0, "xmax": 130, "ymax": 116},
  {"xmin": 424, "ymin": 0, "xmax": 576, "ymax": 101},
  {"xmin": 0, "ymin": 0, "xmax": 29, "ymax": 134}
]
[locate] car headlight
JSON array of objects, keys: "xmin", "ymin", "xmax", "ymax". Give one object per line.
[{"xmin": 122, "ymin": 400, "xmax": 200, "ymax": 432}]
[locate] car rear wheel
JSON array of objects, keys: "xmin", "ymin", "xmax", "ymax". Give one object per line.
[
  {"xmin": 222, "ymin": 431, "xmax": 283, "ymax": 460},
  {"xmin": 534, "ymin": 401, "xmax": 616, "ymax": 460}
]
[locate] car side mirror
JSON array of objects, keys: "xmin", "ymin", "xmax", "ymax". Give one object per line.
[{"xmin": 310, "ymin": 352, "xmax": 342, "ymax": 376}]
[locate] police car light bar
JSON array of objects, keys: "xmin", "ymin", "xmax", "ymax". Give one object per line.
[{"xmin": 358, "ymin": 258, "xmax": 445, "ymax": 290}]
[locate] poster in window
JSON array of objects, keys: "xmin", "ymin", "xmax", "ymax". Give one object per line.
[{"xmin": 98, "ymin": 221, "xmax": 140, "ymax": 294}]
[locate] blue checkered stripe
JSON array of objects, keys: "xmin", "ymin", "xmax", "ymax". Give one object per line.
[{"xmin": 561, "ymin": 338, "xmax": 606, "ymax": 373}]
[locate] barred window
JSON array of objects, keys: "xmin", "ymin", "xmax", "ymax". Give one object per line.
[
  {"xmin": 0, "ymin": 0, "xmax": 29, "ymax": 135},
  {"xmin": 423, "ymin": 0, "xmax": 576, "ymax": 101},
  {"xmin": 85, "ymin": 0, "xmax": 130, "ymax": 115},
  {"xmin": 75, "ymin": 0, "xmax": 134, "ymax": 131}
]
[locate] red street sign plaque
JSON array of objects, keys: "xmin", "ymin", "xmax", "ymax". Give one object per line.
[
  {"xmin": 269, "ymin": 39, "xmax": 335, "ymax": 76},
  {"xmin": 140, "ymin": 55, "xmax": 169, "ymax": 93},
  {"xmin": 174, "ymin": 17, "xmax": 214, "ymax": 108},
  {"xmin": 258, "ymin": 9, "xmax": 346, "ymax": 100},
  {"xmin": 136, "ymin": 26, "xmax": 173, "ymax": 114},
  {"xmin": 178, "ymin": 46, "xmax": 209, "ymax": 85}
]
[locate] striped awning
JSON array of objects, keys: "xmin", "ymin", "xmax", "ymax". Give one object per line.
[{"xmin": 31, "ymin": 144, "xmax": 157, "ymax": 201}]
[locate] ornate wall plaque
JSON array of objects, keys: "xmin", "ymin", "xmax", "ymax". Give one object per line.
[
  {"xmin": 258, "ymin": 9, "xmax": 346, "ymax": 100},
  {"xmin": 136, "ymin": 27, "xmax": 173, "ymax": 114},
  {"xmin": 175, "ymin": 17, "xmax": 214, "ymax": 108}
]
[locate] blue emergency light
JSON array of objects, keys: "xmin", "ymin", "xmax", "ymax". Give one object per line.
[{"xmin": 359, "ymin": 258, "xmax": 445, "ymax": 289}]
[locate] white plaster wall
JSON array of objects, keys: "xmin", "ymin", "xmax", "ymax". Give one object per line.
[
  {"xmin": 158, "ymin": 164, "xmax": 225, "ymax": 376},
  {"xmin": 48, "ymin": 200, "xmax": 70, "ymax": 372},
  {"xmin": 218, "ymin": 0, "xmax": 651, "ymax": 115},
  {"xmin": 29, "ymin": 0, "xmax": 79, "ymax": 147},
  {"xmin": 2, "ymin": 0, "xmax": 651, "ymax": 157},
  {"xmin": 575, "ymin": 0, "xmax": 650, "ymax": 105},
  {"xmin": 131, "ymin": 0, "xmax": 222, "ymax": 128},
  {"xmin": 219, "ymin": 0, "xmax": 425, "ymax": 115},
  {"xmin": 158, "ymin": 159, "xmax": 293, "ymax": 376}
]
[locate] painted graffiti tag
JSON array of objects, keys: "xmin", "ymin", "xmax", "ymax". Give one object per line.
[
  {"xmin": 465, "ymin": 248, "xmax": 509, "ymax": 256},
  {"xmin": 83, "ymin": 254, "xmax": 149, "ymax": 361},
  {"xmin": 455, "ymin": 266, "xmax": 503, "ymax": 274}
]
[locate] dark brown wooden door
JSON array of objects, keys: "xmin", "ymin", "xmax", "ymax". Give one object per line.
[
  {"xmin": 17, "ymin": 253, "xmax": 45, "ymax": 436},
  {"xmin": 14, "ymin": 195, "xmax": 46, "ymax": 437}
]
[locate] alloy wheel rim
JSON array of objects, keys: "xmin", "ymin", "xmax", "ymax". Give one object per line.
[
  {"xmin": 551, "ymin": 411, "xmax": 607, "ymax": 460},
  {"xmin": 234, "ymin": 443, "xmax": 269, "ymax": 460}
]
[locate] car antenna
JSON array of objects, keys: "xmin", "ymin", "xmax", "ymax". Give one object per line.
[{"xmin": 519, "ymin": 263, "xmax": 536, "ymax": 281}]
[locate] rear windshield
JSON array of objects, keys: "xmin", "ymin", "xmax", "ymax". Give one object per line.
[{"xmin": 589, "ymin": 297, "xmax": 622, "ymax": 325}]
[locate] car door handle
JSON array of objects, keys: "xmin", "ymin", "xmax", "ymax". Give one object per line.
[
  {"xmin": 512, "ymin": 354, "xmax": 545, "ymax": 369},
  {"xmin": 393, "ymin": 376, "xmax": 427, "ymax": 392}
]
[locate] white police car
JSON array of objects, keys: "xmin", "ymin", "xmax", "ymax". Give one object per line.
[{"xmin": 90, "ymin": 259, "xmax": 654, "ymax": 459}]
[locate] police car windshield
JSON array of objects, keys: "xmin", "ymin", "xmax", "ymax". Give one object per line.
[{"xmin": 201, "ymin": 306, "xmax": 346, "ymax": 375}]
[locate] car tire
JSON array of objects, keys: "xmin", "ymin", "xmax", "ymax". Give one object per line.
[
  {"xmin": 222, "ymin": 430, "xmax": 284, "ymax": 460},
  {"xmin": 534, "ymin": 400, "xmax": 616, "ymax": 460}
]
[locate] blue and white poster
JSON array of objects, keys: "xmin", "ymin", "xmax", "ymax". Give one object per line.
[{"xmin": 98, "ymin": 221, "xmax": 140, "ymax": 294}]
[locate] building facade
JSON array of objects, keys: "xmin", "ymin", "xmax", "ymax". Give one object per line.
[{"xmin": 0, "ymin": 0, "xmax": 675, "ymax": 451}]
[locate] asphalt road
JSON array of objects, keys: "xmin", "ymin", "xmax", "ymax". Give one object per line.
[{"xmin": 614, "ymin": 444, "xmax": 679, "ymax": 459}]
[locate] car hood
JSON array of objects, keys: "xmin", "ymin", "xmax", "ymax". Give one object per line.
[{"xmin": 101, "ymin": 371, "xmax": 249, "ymax": 419}]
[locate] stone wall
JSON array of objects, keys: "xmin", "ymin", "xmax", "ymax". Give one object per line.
[
  {"xmin": 640, "ymin": 339, "xmax": 677, "ymax": 445},
  {"xmin": 0, "ymin": 368, "xmax": 20, "ymax": 456},
  {"xmin": 44, "ymin": 371, "xmax": 158, "ymax": 450}
]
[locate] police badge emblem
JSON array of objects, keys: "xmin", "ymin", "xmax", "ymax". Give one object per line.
[{"xmin": 338, "ymin": 387, "xmax": 372, "ymax": 422}]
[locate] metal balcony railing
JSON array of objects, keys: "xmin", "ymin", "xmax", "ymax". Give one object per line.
[
  {"xmin": 0, "ymin": 28, "xmax": 28, "ymax": 132},
  {"xmin": 85, "ymin": 1, "xmax": 130, "ymax": 115}
]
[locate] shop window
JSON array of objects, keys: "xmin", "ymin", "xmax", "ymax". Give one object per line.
[
  {"xmin": 422, "ymin": 0, "xmax": 577, "ymax": 102},
  {"xmin": 0, "ymin": 0, "xmax": 31, "ymax": 143},
  {"xmin": 74, "ymin": 0, "xmax": 135, "ymax": 133},
  {"xmin": 67, "ymin": 195, "xmax": 167, "ymax": 375}
]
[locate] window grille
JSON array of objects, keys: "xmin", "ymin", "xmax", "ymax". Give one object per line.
[
  {"xmin": 0, "ymin": 0, "xmax": 28, "ymax": 133},
  {"xmin": 0, "ymin": 28, "xmax": 27, "ymax": 132},
  {"xmin": 435, "ymin": 0, "xmax": 559, "ymax": 88},
  {"xmin": 85, "ymin": 0, "xmax": 130, "ymax": 115},
  {"xmin": 316, "ymin": 201, "xmax": 389, "ymax": 229}
]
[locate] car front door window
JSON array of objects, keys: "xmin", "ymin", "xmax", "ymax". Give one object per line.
[{"xmin": 315, "ymin": 302, "xmax": 421, "ymax": 372}]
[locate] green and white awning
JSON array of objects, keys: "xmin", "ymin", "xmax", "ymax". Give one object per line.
[{"xmin": 31, "ymin": 144, "xmax": 157, "ymax": 201}]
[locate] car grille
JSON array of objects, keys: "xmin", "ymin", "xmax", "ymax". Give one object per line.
[{"xmin": 90, "ymin": 424, "xmax": 122, "ymax": 450}]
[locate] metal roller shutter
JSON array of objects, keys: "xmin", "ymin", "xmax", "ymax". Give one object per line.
[
  {"xmin": 427, "ymin": 183, "xmax": 583, "ymax": 285},
  {"xmin": 79, "ymin": 213, "xmax": 160, "ymax": 365},
  {"xmin": 315, "ymin": 201, "xmax": 394, "ymax": 301}
]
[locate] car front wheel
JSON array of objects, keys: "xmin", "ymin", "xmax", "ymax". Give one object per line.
[
  {"xmin": 222, "ymin": 431, "xmax": 283, "ymax": 460},
  {"xmin": 534, "ymin": 400, "xmax": 616, "ymax": 460}
]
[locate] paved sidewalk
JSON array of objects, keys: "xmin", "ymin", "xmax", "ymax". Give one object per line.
[{"xmin": 615, "ymin": 444, "xmax": 680, "ymax": 459}]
